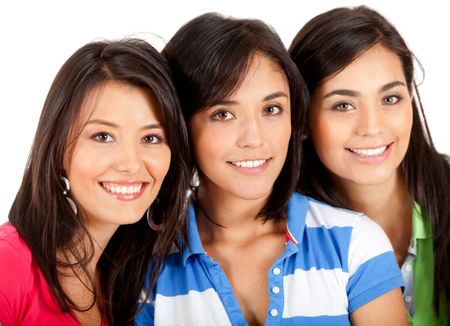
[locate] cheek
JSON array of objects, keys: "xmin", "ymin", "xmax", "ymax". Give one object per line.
[
  {"xmin": 310, "ymin": 114, "xmax": 339, "ymax": 154},
  {"xmin": 274, "ymin": 121, "xmax": 291, "ymax": 150},
  {"xmin": 144, "ymin": 148, "xmax": 171, "ymax": 181},
  {"xmin": 68, "ymin": 145, "xmax": 110, "ymax": 181},
  {"xmin": 391, "ymin": 105, "xmax": 413, "ymax": 139},
  {"xmin": 192, "ymin": 127, "xmax": 226, "ymax": 169}
]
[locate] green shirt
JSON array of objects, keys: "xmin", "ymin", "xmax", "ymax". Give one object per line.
[{"xmin": 408, "ymin": 203, "xmax": 448, "ymax": 325}]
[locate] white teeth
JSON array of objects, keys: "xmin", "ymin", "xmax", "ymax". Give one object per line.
[
  {"xmin": 231, "ymin": 159, "xmax": 266, "ymax": 168},
  {"xmin": 349, "ymin": 146, "xmax": 387, "ymax": 157},
  {"xmin": 102, "ymin": 183, "xmax": 142, "ymax": 194}
]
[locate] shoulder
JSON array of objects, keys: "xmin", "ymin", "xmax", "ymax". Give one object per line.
[
  {"xmin": 0, "ymin": 223, "xmax": 33, "ymax": 299},
  {"xmin": 295, "ymin": 194, "xmax": 394, "ymax": 269},
  {"xmin": 302, "ymin": 194, "xmax": 365, "ymax": 229},
  {"xmin": 0, "ymin": 222, "xmax": 33, "ymax": 265},
  {"xmin": 0, "ymin": 222, "xmax": 35, "ymax": 318},
  {"xmin": 299, "ymin": 194, "xmax": 390, "ymax": 240}
]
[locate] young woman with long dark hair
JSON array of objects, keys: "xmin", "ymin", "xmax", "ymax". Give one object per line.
[
  {"xmin": 290, "ymin": 6, "xmax": 449, "ymax": 325},
  {"xmin": 0, "ymin": 39, "xmax": 189, "ymax": 325}
]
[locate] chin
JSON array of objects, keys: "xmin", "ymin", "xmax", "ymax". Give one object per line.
[{"xmin": 233, "ymin": 188, "xmax": 273, "ymax": 201}]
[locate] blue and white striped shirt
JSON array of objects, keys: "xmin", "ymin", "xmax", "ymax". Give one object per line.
[{"xmin": 136, "ymin": 193, "xmax": 403, "ymax": 325}]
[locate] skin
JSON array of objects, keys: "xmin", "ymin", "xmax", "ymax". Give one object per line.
[
  {"xmin": 63, "ymin": 80, "xmax": 171, "ymax": 325},
  {"xmin": 310, "ymin": 44, "xmax": 411, "ymax": 324},
  {"xmin": 190, "ymin": 54, "xmax": 291, "ymax": 325}
]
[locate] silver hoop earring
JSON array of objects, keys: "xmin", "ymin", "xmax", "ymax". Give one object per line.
[
  {"xmin": 60, "ymin": 176, "xmax": 78, "ymax": 215},
  {"xmin": 147, "ymin": 207, "xmax": 163, "ymax": 231}
]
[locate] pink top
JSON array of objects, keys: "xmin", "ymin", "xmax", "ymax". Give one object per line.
[{"xmin": 0, "ymin": 222, "xmax": 108, "ymax": 326}]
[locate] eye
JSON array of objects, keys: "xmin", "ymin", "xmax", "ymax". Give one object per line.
[
  {"xmin": 263, "ymin": 105, "xmax": 283, "ymax": 116},
  {"xmin": 211, "ymin": 109, "xmax": 235, "ymax": 121},
  {"xmin": 383, "ymin": 95, "xmax": 402, "ymax": 105},
  {"xmin": 142, "ymin": 134, "xmax": 164, "ymax": 144},
  {"xmin": 92, "ymin": 131, "xmax": 114, "ymax": 143},
  {"xmin": 333, "ymin": 102, "xmax": 355, "ymax": 112}
]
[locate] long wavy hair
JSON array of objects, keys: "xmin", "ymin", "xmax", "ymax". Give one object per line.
[
  {"xmin": 289, "ymin": 5, "xmax": 450, "ymax": 316},
  {"xmin": 163, "ymin": 13, "xmax": 308, "ymax": 220},
  {"xmin": 8, "ymin": 39, "xmax": 190, "ymax": 325}
]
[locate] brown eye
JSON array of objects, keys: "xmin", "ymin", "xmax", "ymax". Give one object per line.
[
  {"xmin": 142, "ymin": 134, "xmax": 163, "ymax": 144},
  {"xmin": 92, "ymin": 132, "xmax": 113, "ymax": 142},
  {"xmin": 211, "ymin": 109, "xmax": 234, "ymax": 121},
  {"xmin": 334, "ymin": 103, "xmax": 354, "ymax": 111},
  {"xmin": 264, "ymin": 105, "xmax": 282, "ymax": 115}
]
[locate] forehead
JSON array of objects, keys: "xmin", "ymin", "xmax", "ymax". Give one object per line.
[
  {"xmin": 229, "ymin": 54, "xmax": 289, "ymax": 98},
  {"xmin": 318, "ymin": 44, "xmax": 406, "ymax": 93},
  {"xmin": 77, "ymin": 81, "xmax": 159, "ymax": 122}
]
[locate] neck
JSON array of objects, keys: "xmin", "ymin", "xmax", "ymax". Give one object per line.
[
  {"xmin": 333, "ymin": 169, "xmax": 413, "ymax": 264},
  {"xmin": 57, "ymin": 220, "xmax": 118, "ymax": 316},
  {"xmin": 335, "ymin": 170, "xmax": 412, "ymax": 226},
  {"xmin": 195, "ymin": 184, "xmax": 280, "ymax": 245}
]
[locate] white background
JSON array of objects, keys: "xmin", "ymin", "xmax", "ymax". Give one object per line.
[{"xmin": 1, "ymin": 1, "xmax": 449, "ymax": 223}]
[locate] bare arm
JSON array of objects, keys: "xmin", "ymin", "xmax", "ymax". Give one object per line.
[{"xmin": 350, "ymin": 288, "xmax": 407, "ymax": 325}]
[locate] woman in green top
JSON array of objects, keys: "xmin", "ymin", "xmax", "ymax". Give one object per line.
[{"xmin": 289, "ymin": 5, "xmax": 449, "ymax": 325}]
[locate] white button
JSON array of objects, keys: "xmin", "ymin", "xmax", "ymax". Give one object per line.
[
  {"xmin": 405, "ymin": 296, "xmax": 412, "ymax": 303},
  {"xmin": 273, "ymin": 267, "xmax": 281, "ymax": 275},
  {"xmin": 272, "ymin": 286, "xmax": 280, "ymax": 294},
  {"xmin": 270, "ymin": 309, "xmax": 279, "ymax": 317},
  {"xmin": 405, "ymin": 264, "xmax": 412, "ymax": 272}
]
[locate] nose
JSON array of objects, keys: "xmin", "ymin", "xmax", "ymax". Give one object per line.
[
  {"xmin": 114, "ymin": 143, "xmax": 142, "ymax": 174},
  {"xmin": 356, "ymin": 105, "xmax": 383, "ymax": 137},
  {"xmin": 236, "ymin": 116, "xmax": 264, "ymax": 148}
]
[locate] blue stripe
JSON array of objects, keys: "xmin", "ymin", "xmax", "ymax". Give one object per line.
[
  {"xmin": 284, "ymin": 226, "xmax": 352, "ymax": 274},
  {"xmin": 347, "ymin": 251, "xmax": 404, "ymax": 312},
  {"xmin": 157, "ymin": 253, "xmax": 219, "ymax": 296},
  {"xmin": 267, "ymin": 314, "xmax": 350, "ymax": 325}
]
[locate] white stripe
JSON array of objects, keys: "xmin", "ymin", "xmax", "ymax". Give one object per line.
[
  {"xmin": 155, "ymin": 288, "xmax": 232, "ymax": 326},
  {"xmin": 348, "ymin": 215, "xmax": 394, "ymax": 276},
  {"xmin": 306, "ymin": 201, "xmax": 363, "ymax": 228},
  {"xmin": 283, "ymin": 267, "xmax": 349, "ymax": 317}
]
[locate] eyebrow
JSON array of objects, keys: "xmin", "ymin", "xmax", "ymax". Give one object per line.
[
  {"xmin": 322, "ymin": 81, "xmax": 407, "ymax": 99},
  {"xmin": 86, "ymin": 119, "xmax": 163, "ymax": 130},
  {"xmin": 210, "ymin": 91, "xmax": 288, "ymax": 107},
  {"xmin": 263, "ymin": 91, "xmax": 288, "ymax": 101}
]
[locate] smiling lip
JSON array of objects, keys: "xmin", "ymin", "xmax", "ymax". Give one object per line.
[
  {"xmin": 346, "ymin": 143, "xmax": 393, "ymax": 163},
  {"xmin": 100, "ymin": 181, "xmax": 148, "ymax": 201},
  {"xmin": 228, "ymin": 158, "xmax": 271, "ymax": 174}
]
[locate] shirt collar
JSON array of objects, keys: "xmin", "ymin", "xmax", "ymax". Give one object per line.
[
  {"xmin": 285, "ymin": 192, "xmax": 309, "ymax": 246},
  {"xmin": 412, "ymin": 202, "xmax": 432, "ymax": 240},
  {"xmin": 182, "ymin": 203, "xmax": 205, "ymax": 266},
  {"xmin": 181, "ymin": 192, "xmax": 310, "ymax": 265}
]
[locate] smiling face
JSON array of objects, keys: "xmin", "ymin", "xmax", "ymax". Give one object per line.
[
  {"xmin": 189, "ymin": 54, "xmax": 291, "ymax": 203},
  {"xmin": 309, "ymin": 44, "xmax": 413, "ymax": 188},
  {"xmin": 65, "ymin": 81, "xmax": 171, "ymax": 231}
]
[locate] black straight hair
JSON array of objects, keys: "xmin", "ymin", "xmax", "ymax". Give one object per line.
[
  {"xmin": 9, "ymin": 39, "xmax": 190, "ymax": 325},
  {"xmin": 163, "ymin": 13, "xmax": 308, "ymax": 220},
  {"xmin": 289, "ymin": 5, "xmax": 450, "ymax": 316}
]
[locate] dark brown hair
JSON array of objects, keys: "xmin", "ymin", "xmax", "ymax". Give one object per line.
[
  {"xmin": 289, "ymin": 5, "xmax": 449, "ymax": 316},
  {"xmin": 163, "ymin": 13, "xmax": 308, "ymax": 220},
  {"xmin": 8, "ymin": 39, "xmax": 190, "ymax": 325}
]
